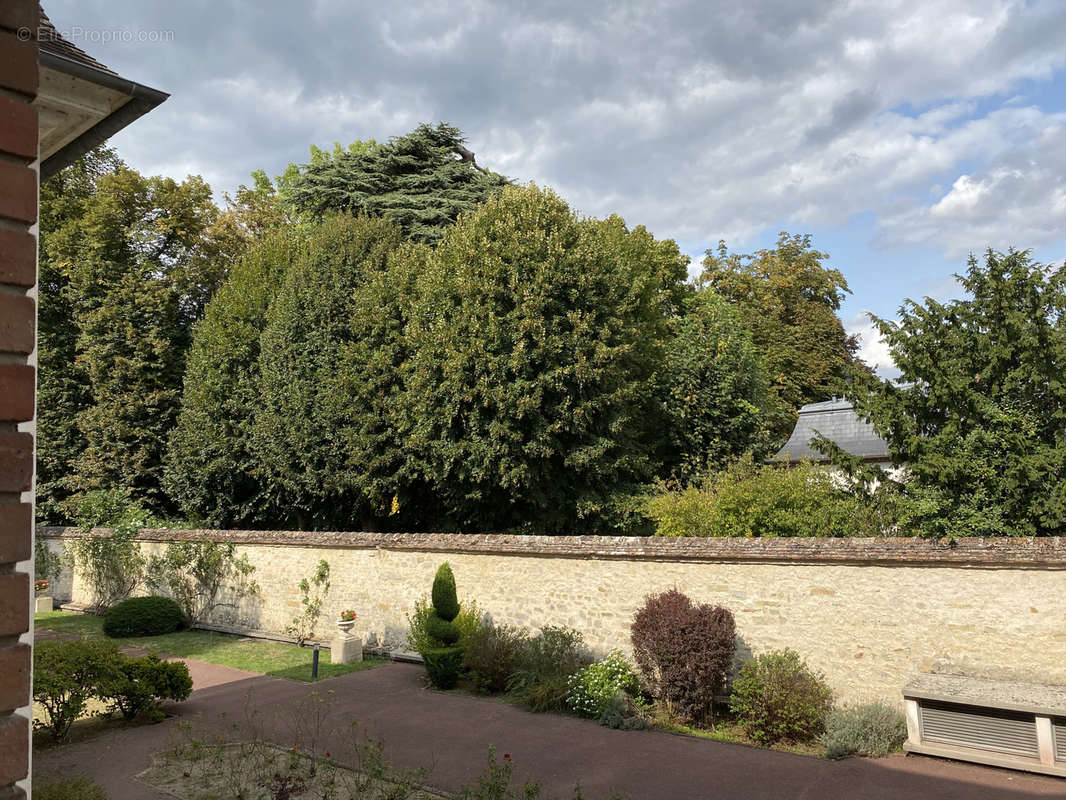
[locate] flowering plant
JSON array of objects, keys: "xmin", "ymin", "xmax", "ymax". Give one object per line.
[
  {"xmin": 339, "ymin": 609, "xmax": 357, "ymax": 621},
  {"xmin": 566, "ymin": 650, "xmax": 642, "ymax": 719},
  {"xmin": 34, "ymin": 579, "xmax": 49, "ymax": 593}
]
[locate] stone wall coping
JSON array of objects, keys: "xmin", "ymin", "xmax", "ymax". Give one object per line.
[
  {"xmin": 903, "ymin": 673, "xmax": 1066, "ymax": 716},
  {"xmin": 36, "ymin": 527, "xmax": 1066, "ymax": 567}
]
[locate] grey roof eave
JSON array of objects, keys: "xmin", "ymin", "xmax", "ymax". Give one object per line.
[{"xmin": 39, "ymin": 49, "xmax": 168, "ymax": 179}]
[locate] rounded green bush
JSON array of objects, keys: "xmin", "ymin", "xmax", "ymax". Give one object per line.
[
  {"xmin": 102, "ymin": 595, "xmax": 184, "ymax": 638},
  {"xmin": 425, "ymin": 611, "xmax": 460, "ymax": 645},
  {"xmin": 423, "ymin": 646, "xmax": 464, "ymax": 689},
  {"xmin": 729, "ymin": 648, "xmax": 833, "ymax": 744},
  {"xmin": 431, "ymin": 562, "xmax": 459, "ymax": 622}
]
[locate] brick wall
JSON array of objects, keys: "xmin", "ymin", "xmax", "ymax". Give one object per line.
[
  {"xmin": 40, "ymin": 528, "xmax": 1066, "ymax": 706},
  {"xmin": 0, "ymin": 1, "xmax": 38, "ymax": 796}
]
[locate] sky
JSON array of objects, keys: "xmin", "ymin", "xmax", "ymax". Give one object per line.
[{"xmin": 44, "ymin": 0, "xmax": 1066, "ymax": 377}]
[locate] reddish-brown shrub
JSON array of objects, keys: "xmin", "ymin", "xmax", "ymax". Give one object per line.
[{"xmin": 630, "ymin": 588, "xmax": 735, "ymax": 725}]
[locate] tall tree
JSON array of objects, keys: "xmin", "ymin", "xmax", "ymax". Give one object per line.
[
  {"xmin": 36, "ymin": 147, "xmax": 124, "ymax": 521},
  {"xmin": 854, "ymin": 249, "xmax": 1066, "ymax": 537},
  {"xmin": 659, "ymin": 290, "xmax": 770, "ymax": 483},
  {"xmin": 402, "ymin": 184, "xmax": 686, "ymax": 533},
  {"xmin": 165, "ymin": 231, "xmax": 304, "ymax": 527},
  {"xmin": 700, "ymin": 233, "xmax": 860, "ymax": 440},
  {"xmin": 252, "ymin": 215, "xmax": 406, "ymax": 529},
  {"xmin": 284, "ymin": 123, "xmax": 509, "ymax": 244},
  {"xmin": 66, "ymin": 167, "xmax": 220, "ymax": 512}
]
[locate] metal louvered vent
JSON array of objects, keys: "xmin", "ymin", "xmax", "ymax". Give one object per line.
[
  {"xmin": 1054, "ymin": 719, "xmax": 1066, "ymax": 762},
  {"xmin": 920, "ymin": 700, "xmax": 1039, "ymax": 758}
]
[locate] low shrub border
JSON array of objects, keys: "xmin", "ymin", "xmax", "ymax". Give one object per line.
[{"xmin": 33, "ymin": 639, "xmax": 193, "ymax": 741}]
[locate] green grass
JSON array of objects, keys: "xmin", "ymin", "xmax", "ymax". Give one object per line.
[{"xmin": 35, "ymin": 611, "xmax": 384, "ymax": 682}]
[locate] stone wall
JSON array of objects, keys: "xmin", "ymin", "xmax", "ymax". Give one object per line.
[{"xmin": 38, "ymin": 528, "xmax": 1066, "ymax": 704}]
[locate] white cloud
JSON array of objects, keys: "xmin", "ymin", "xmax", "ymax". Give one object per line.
[
  {"xmin": 846, "ymin": 314, "xmax": 900, "ymax": 380},
  {"xmin": 48, "ymin": 0, "xmax": 1066, "ymax": 262}
]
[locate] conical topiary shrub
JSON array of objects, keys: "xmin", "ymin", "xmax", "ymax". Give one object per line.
[
  {"xmin": 424, "ymin": 562, "xmax": 463, "ymax": 688},
  {"xmin": 432, "ymin": 563, "xmax": 459, "ymax": 621}
]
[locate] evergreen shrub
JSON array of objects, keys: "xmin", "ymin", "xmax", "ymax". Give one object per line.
[{"xmin": 102, "ymin": 596, "xmax": 184, "ymax": 638}]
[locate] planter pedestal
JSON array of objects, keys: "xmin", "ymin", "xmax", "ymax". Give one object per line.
[
  {"xmin": 331, "ymin": 633, "xmax": 363, "ymax": 665},
  {"xmin": 35, "ymin": 596, "xmax": 52, "ymax": 613}
]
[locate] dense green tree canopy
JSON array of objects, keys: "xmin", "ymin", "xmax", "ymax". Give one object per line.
[
  {"xmin": 68, "ymin": 167, "xmax": 219, "ymax": 511},
  {"xmin": 35, "ymin": 148, "xmax": 258, "ymax": 519},
  {"xmin": 853, "ymin": 249, "xmax": 1066, "ymax": 537},
  {"xmin": 165, "ymin": 232, "xmax": 304, "ymax": 527},
  {"xmin": 401, "ymin": 184, "xmax": 687, "ymax": 533},
  {"xmin": 252, "ymin": 214, "xmax": 406, "ymax": 529},
  {"xmin": 36, "ymin": 147, "xmax": 124, "ymax": 521},
  {"xmin": 283, "ymin": 123, "xmax": 508, "ymax": 244},
  {"xmin": 659, "ymin": 290, "xmax": 770, "ymax": 483},
  {"xmin": 700, "ymin": 233, "xmax": 861, "ymax": 440}
]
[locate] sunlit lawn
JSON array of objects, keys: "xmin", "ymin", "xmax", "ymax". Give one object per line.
[{"xmin": 34, "ymin": 611, "xmax": 384, "ymax": 682}]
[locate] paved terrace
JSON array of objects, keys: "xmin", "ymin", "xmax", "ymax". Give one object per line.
[{"xmin": 33, "ymin": 658, "xmax": 1066, "ymax": 800}]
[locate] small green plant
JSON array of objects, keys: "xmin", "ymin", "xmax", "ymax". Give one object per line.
[
  {"xmin": 597, "ymin": 691, "xmax": 649, "ymax": 731},
  {"xmin": 33, "ymin": 775, "xmax": 110, "ymax": 800},
  {"xmin": 463, "ymin": 623, "xmax": 529, "ymax": 694},
  {"xmin": 145, "ymin": 540, "xmax": 258, "ymax": 624},
  {"xmin": 286, "ymin": 559, "xmax": 330, "ymax": 645},
  {"xmin": 35, "ymin": 535, "xmax": 63, "ymax": 588},
  {"xmin": 406, "ymin": 596, "xmax": 481, "ymax": 654},
  {"xmin": 730, "ymin": 649, "xmax": 833, "ymax": 744},
  {"xmin": 32, "ymin": 639, "xmax": 124, "ymax": 741},
  {"xmin": 64, "ymin": 489, "xmax": 152, "ymax": 611},
  {"xmin": 820, "ymin": 700, "xmax": 908, "ymax": 759},
  {"xmin": 100, "ymin": 653, "xmax": 193, "ymax": 721},
  {"xmin": 566, "ymin": 651, "xmax": 642, "ymax": 720},
  {"xmin": 102, "ymin": 596, "xmax": 184, "ymax": 638},
  {"xmin": 507, "ymin": 626, "xmax": 592, "ymax": 713}
]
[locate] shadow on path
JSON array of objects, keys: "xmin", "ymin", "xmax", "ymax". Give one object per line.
[{"xmin": 34, "ymin": 662, "xmax": 1066, "ymax": 800}]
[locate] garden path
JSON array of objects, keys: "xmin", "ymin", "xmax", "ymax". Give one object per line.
[{"xmin": 33, "ymin": 661, "xmax": 1066, "ymax": 800}]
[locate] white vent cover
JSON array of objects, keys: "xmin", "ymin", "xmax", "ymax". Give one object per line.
[
  {"xmin": 1054, "ymin": 719, "xmax": 1066, "ymax": 763},
  {"xmin": 919, "ymin": 700, "xmax": 1039, "ymax": 758}
]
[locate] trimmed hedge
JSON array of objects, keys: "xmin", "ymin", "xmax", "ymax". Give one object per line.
[
  {"xmin": 423, "ymin": 647, "xmax": 464, "ymax": 690},
  {"xmin": 102, "ymin": 595, "xmax": 184, "ymax": 638},
  {"xmin": 432, "ymin": 562, "xmax": 459, "ymax": 621}
]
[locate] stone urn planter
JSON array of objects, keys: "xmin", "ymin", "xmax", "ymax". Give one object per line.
[
  {"xmin": 332, "ymin": 610, "xmax": 362, "ymax": 664},
  {"xmin": 34, "ymin": 579, "xmax": 52, "ymax": 613}
]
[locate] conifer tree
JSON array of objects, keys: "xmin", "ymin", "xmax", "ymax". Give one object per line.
[
  {"xmin": 284, "ymin": 123, "xmax": 508, "ymax": 244},
  {"xmin": 854, "ymin": 249, "xmax": 1066, "ymax": 537},
  {"xmin": 165, "ymin": 231, "xmax": 303, "ymax": 526},
  {"xmin": 252, "ymin": 215, "xmax": 405, "ymax": 528}
]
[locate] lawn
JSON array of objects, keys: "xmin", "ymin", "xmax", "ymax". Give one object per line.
[{"xmin": 34, "ymin": 611, "xmax": 385, "ymax": 682}]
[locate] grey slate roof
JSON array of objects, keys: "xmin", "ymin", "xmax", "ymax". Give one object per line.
[
  {"xmin": 772, "ymin": 397, "xmax": 890, "ymax": 463},
  {"xmin": 37, "ymin": 7, "xmax": 119, "ymax": 77}
]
